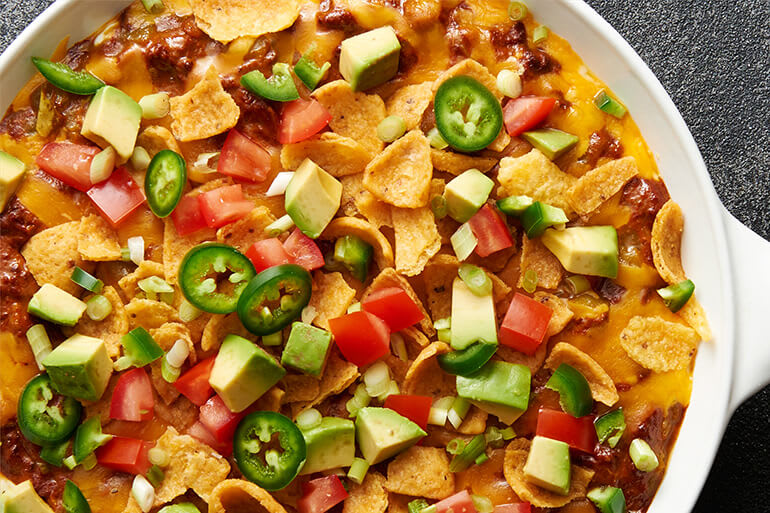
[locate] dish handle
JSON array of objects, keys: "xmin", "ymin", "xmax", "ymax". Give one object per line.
[{"xmin": 723, "ymin": 210, "xmax": 770, "ymax": 412}]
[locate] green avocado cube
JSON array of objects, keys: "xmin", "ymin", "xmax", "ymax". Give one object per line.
[
  {"xmin": 339, "ymin": 26, "xmax": 401, "ymax": 91},
  {"xmin": 281, "ymin": 322, "xmax": 333, "ymax": 377},
  {"xmin": 355, "ymin": 407, "xmax": 426, "ymax": 464},
  {"xmin": 209, "ymin": 334, "xmax": 286, "ymax": 412},
  {"xmin": 27, "ymin": 283, "xmax": 87, "ymax": 327},
  {"xmin": 0, "ymin": 151, "xmax": 26, "ymax": 211},
  {"xmin": 541, "ymin": 226, "xmax": 618, "ymax": 278},
  {"xmin": 521, "ymin": 128, "xmax": 579, "ymax": 160},
  {"xmin": 1, "ymin": 480, "xmax": 54, "ymax": 513},
  {"xmin": 300, "ymin": 417, "xmax": 356, "ymax": 474},
  {"xmin": 285, "ymin": 159, "xmax": 342, "ymax": 239},
  {"xmin": 523, "ymin": 436, "xmax": 571, "ymax": 495},
  {"xmin": 42, "ymin": 334, "xmax": 113, "ymax": 402},
  {"xmin": 450, "ymin": 277, "xmax": 497, "ymax": 350},
  {"xmin": 456, "ymin": 361, "xmax": 530, "ymax": 425},
  {"xmin": 444, "ymin": 169, "xmax": 495, "ymax": 223},
  {"xmin": 81, "ymin": 85, "xmax": 142, "ymax": 160}
]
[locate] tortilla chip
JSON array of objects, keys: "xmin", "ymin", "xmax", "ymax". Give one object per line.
[
  {"xmin": 496, "ymin": 343, "xmax": 548, "ymax": 375},
  {"xmin": 137, "ymin": 125, "xmax": 183, "ymax": 157},
  {"xmin": 125, "ymin": 298, "xmax": 180, "ymax": 330},
  {"xmin": 118, "ymin": 260, "xmax": 166, "ymax": 299},
  {"xmin": 313, "ymin": 80, "xmax": 386, "ymax": 154},
  {"xmin": 209, "ymin": 480, "xmax": 288, "ymax": 513},
  {"xmin": 503, "ymin": 438, "xmax": 594, "ymax": 508},
  {"xmin": 292, "ymin": 350, "xmax": 359, "ymax": 415},
  {"xmin": 430, "ymin": 148, "xmax": 498, "ymax": 176},
  {"xmin": 401, "ymin": 325, "xmax": 430, "ymax": 357},
  {"xmin": 281, "ymin": 133, "xmax": 371, "ymax": 177},
  {"xmin": 363, "ymin": 130, "xmax": 432, "ymax": 208},
  {"xmin": 163, "ymin": 218, "xmax": 217, "ymax": 285},
  {"xmin": 321, "ymin": 217, "xmax": 395, "ymax": 270},
  {"xmin": 344, "ymin": 471, "xmax": 389, "ymax": 513},
  {"xmin": 21, "ymin": 221, "xmax": 92, "ymax": 295},
  {"xmin": 308, "ymin": 271, "xmax": 357, "ymax": 331},
  {"xmin": 71, "ymin": 286, "xmax": 127, "ymax": 359},
  {"xmin": 458, "ymin": 406, "xmax": 488, "ymax": 435},
  {"xmin": 391, "ymin": 206, "xmax": 441, "ymax": 276},
  {"xmin": 253, "ymin": 386, "xmax": 285, "ymax": 413},
  {"xmin": 170, "ymin": 67, "xmax": 239, "ymax": 142},
  {"xmin": 518, "ymin": 235, "xmax": 564, "ymax": 290},
  {"xmin": 619, "ymin": 315, "xmax": 700, "ymax": 372},
  {"xmin": 387, "ymin": 494, "xmax": 412, "ymax": 513},
  {"xmin": 678, "ymin": 295, "xmax": 712, "ymax": 341},
  {"xmin": 282, "ymin": 374, "xmax": 321, "ymax": 404},
  {"xmin": 190, "ymin": 0, "xmax": 301, "ymax": 43},
  {"xmin": 385, "ymin": 446, "xmax": 454, "ymax": 499},
  {"xmin": 497, "ymin": 150, "xmax": 576, "ymax": 215},
  {"xmin": 364, "ymin": 267, "xmax": 434, "ymax": 336},
  {"xmin": 651, "ymin": 200, "xmax": 686, "ymax": 284},
  {"xmin": 545, "ymin": 342, "xmax": 618, "ymax": 406},
  {"xmin": 386, "ymin": 82, "xmax": 433, "ymax": 131},
  {"xmin": 340, "ymin": 174, "xmax": 392, "ymax": 229},
  {"xmin": 534, "ymin": 292, "xmax": 574, "ymax": 337},
  {"xmin": 201, "ymin": 313, "xmax": 259, "ymax": 351},
  {"xmin": 77, "ymin": 214, "xmax": 121, "ymax": 261},
  {"xmin": 216, "ymin": 206, "xmax": 274, "ymax": 253},
  {"xmin": 569, "ymin": 157, "xmax": 638, "ymax": 216},
  {"xmin": 154, "ymin": 395, "xmax": 199, "ymax": 435},
  {"xmin": 403, "ymin": 342, "xmax": 455, "ymax": 398}
]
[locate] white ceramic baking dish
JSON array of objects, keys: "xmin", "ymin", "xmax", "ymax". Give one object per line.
[{"xmin": 1, "ymin": 1, "xmax": 769, "ymax": 511}]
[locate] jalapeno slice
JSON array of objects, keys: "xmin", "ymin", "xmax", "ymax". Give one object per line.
[
  {"xmin": 18, "ymin": 374, "xmax": 82, "ymax": 446},
  {"xmin": 237, "ymin": 264, "xmax": 312, "ymax": 335},
  {"xmin": 437, "ymin": 342, "xmax": 498, "ymax": 377},
  {"xmin": 241, "ymin": 63, "xmax": 300, "ymax": 102},
  {"xmin": 179, "ymin": 243, "xmax": 257, "ymax": 314},
  {"xmin": 546, "ymin": 363, "xmax": 593, "ymax": 418},
  {"xmin": 31, "ymin": 57, "xmax": 105, "ymax": 95},
  {"xmin": 63, "ymin": 480, "xmax": 92, "ymax": 513},
  {"xmin": 145, "ymin": 149, "xmax": 187, "ymax": 218},
  {"xmin": 434, "ymin": 76, "xmax": 503, "ymax": 152},
  {"xmin": 233, "ymin": 411, "xmax": 307, "ymax": 491}
]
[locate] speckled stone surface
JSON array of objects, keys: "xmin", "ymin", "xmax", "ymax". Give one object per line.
[{"xmin": 1, "ymin": 0, "xmax": 769, "ymax": 510}]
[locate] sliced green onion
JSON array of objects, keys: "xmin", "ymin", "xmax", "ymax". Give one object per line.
[
  {"xmin": 146, "ymin": 464, "xmax": 165, "ymax": 488},
  {"xmin": 40, "ymin": 439, "xmax": 70, "ymax": 467},
  {"xmin": 431, "ymin": 195, "xmax": 448, "ymax": 219},
  {"xmin": 496, "ymin": 69, "xmax": 522, "ymax": 98},
  {"xmin": 132, "ymin": 475, "xmax": 155, "ymax": 512},
  {"xmin": 63, "ymin": 455, "xmax": 78, "ymax": 470},
  {"xmin": 130, "ymin": 146, "xmax": 151, "ymax": 171},
  {"xmin": 508, "ymin": 1, "xmax": 528, "ymax": 20},
  {"xmin": 378, "ymin": 380, "xmax": 400, "ymax": 402},
  {"xmin": 80, "ymin": 452, "xmax": 97, "ymax": 470},
  {"xmin": 408, "ymin": 498, "xmax": 431, "ymax": 513},
  {"xmin": 565, "ymin": 275, "xmax": 591, "ymax": 295},
  {"xmin": 450, "ymin": 223, "xmax": 478, "ymax": 261},
  {"xmin": 161, "ymin": 356, "xmax": 181, "ymax": 383},
  {"xmin": 427, "ymin": 127, "xmax": 449, "ymax": 149},
  {"xmin": 484, "ymin": 426, "xmax": 504, "ymax": 449},
  {"xmin": 500, "ymin": 427, "xmax": 516, "ymax": 440},
  {"xmin": 266, "ymin": 172, "xmax": 295, "ymax": 197},
  {"xmin": 148, "ymin": 447, "xmax": 169, "ymax": 467},
  {"xmin": 391, "ymin": 332, "xmax": 408, "ymax": 361},
  {"xmin": 471, "ymin": 494, "xmax": 493, "ymax": 513},
  {"xmin": 629, "ymin": 438, "xmax": 659, "ymax": 472},
  {"xmin": 434, "ymin": 317, "xmax": 451, "ymax": 330},
  {"xmin": 346, "ymin": 384, "xmax": 371, "ymax": 417},
  {"xmin": 347, "ymin": 302, "xmax": 362, "ymax": 314},
  {"xmin": 138, "ymin": 276, "xmax": 174, "ymax": 295},
  {"xmin": 377, "ymin": 115, "xmax": 407, "ymax": 143},
  {"xmin": 296, "ymin": 408, "xmax": 323, "ymax": 430},
  {"xmin": 347, "ymin": 457, "xmax": 370, "ymax": 485},
  {"xmin": 458, "ymin": 264, "xmax": 492, "ymax": 297},
  {"xmin": 449, "ymin": 434, "xmax": 486, "ymax": 472},
  {"xmin": 301, "ymin": 305, "xmax": 317, "ymax": 324},
  {"xmin": 594, "ymin": 90, "xmax": 627, "ymax": 119},
  {"xmin": 178, "ymin": 298, "xmax": 203, "ymax": 322},
  {"xmin": 428, "ymin": 396, "xmax": 454, "ymax": 426},
  {"xmin": 139, "ymin": 92, "xmax": 170, "ymax": 119},
  {"xmin": 121, "ymin": 247, "xmax": 131, "ymax": 262},
  {"xmin": 71, "ymin": 266, "xmax": 104, "ymax": 293},
  {"xmin": 140, "ymin": 0, "xmax": 164, "ymax": 13},
  {"xmin": 522, "ymin": 269, "xmax": 538, "ymax": 293},
  {"xmin": 165, "ymin": 339, "xmax": 189, "ymax": 368},
  {"xmin": 26, "ymin": 324, "xmax": 52, "ymax": 370},
  {"xmin": 364, "ymin": 361, "xmax": 391, "ymax": 397},
  {"xmin": 448, "ymin": 397, "xmax": 471, "ymax": 429},
  {"xmin": 90, "ymin": 146, "xmax": 116, "ymax": 184},
  {"xmin": 446, "ymin": 438, "xmax": 467, "ymax": 455},
  {"xmin": 127, "ymin": 236, "xmax": 145, "ymax": 265},
  {"xmin": 266, "ymin": 214, "xmax": 295, "ymax": 236},
  {"xmin": 533, "ymin": 25, "xmax": 549, "ymax": 43},
  {"xmin": 474, "ymin": 453, "xmax": 489, "ymax": 466},
  {"xmin": 262, "ymin": 330, "xmax": 282, "ymax": 346},
  {"xmin": 86, "ymin": 294, "xmax": 113, "ymax": 321}
]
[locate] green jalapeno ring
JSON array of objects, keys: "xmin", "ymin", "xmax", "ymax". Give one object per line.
[
  {"xmin": 437, "ymin": 342, "xmax": 498, "ymax": 377},
  {"xmin": 237, "ymin": 264, "xmax": 312, "ymax": 336},
  {"xmin": 545, "ymin": 363, "xmax": 593, "ymax": 418},
  {"xmin": 241, "ymin": 63, "xmax": 300, "ymax": 102},
  {"xmin": 233, "ymin": 411, "xmax": 307, "ymax": 491},
  {"xmin": 18, "ymin": 374, "xmax": 83, "ymax": 446},
  {"xmin": 434, "ymin": 75, "xmax": 503, "ymax": 153},
  {"xmin": 145, "ymin": 149, "xmax": 187, "ymax": 218},
  {"xmin": 63, "ymin": 480, "xmax": 92, "ymax": 513},
  {"xmin": 179, "ymin": 243, "xmax": 257, "ymax": 314},
  {"xmin": 31, "ymin": 57, "xmax": 105, "ymax": 95}
]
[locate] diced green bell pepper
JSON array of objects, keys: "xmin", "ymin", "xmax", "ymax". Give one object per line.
[
  {"xmin": 520, "ymin": 201, "xmax": 568, "ymax": 238},
  {"xmin": 656, "ymin": 279, "xmax": 694, "ymax": 313}
]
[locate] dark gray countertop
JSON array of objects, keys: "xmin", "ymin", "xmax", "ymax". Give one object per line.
[{"xmin": 2, "ymin": 0, "xmax": 769, "ymax": 510}]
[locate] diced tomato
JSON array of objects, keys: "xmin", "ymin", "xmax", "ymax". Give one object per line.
[
  {"xmin": 494, "ymin": 503, "xmax": 532, "ymax": 513},
  {"xmin": 36, "ymin": 142, "xmax": 100, "ymax": 192},
  {"xmin": 171, "ymin": 194, "xmax": 208, "ymax": 236},
  {"xmin": 86, "ymin": 167, "xmax": 146, "ymax": 227},
  {"xmin": 383, "ymin": 394, "xmax": 432, "ymax": 431},
  {"xmin": 499, "ymin": 293, "xmax": 553, "ymax": 355},
  {"xmin": 217, "ymin": 129, "xmax": 272, "ymax": 183},
  {"xmin": 200, "ymin": 394, "xmax": 246, "ymax": 444},
  {"xmin": 283, "ymin": 229, "xmax": 325, "ymax": 271},
  {"xmin": 362, "ymin": 287, "xmax": 425, "ymax": 333},
  {"xmin": 468, "ymin": 204, "xmax": 514, "ymax": 257},
  {"xmin": 434, "ymin": 490, "xmax": 478, "ymax": 513},
  {"xmin": 328, "ymin": 311, "xmax": 391, "ymax": 367},
  {"xmin": 246, "ymin": 238, "xmax": 292, "ymax": 273},
  {"xmin": 186, "ymin": 420, "xmax": 232, "ymax": 456},
  {"xmin": 536, "ymin": 408, "xmax": 597, "ymax": 453},
  {"xmin": 278, "ymin": 98, "xmax": 332, "ymax": 144},
  {"xmin": 503, "ymin": 96, "xmax": 556, "ymax": 137},
  {"xmin": 296, "ymin": 475, "xmax": 348, "ymax": 513},
  {"xmin": 109, "ymin": 368, "xmax": 154, "ymax": 422},
  {"xmin": 197, "ymin": 184, "xmax": 254, "ymax": 229},
  {"xmin": 96, "ymin": 437, "xmax": 153, "ymax": 475},
  {"xmin": 173, "ymin": 356, "xmax": 216, "ymax": 406}
]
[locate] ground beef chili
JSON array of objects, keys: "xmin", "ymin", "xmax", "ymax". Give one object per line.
[
  {"xmin": 316, "ymin": 0, "xmax": 359, "ymax": 32},
  {"xmin": 0, "ymin": 107, "xmax": 37, "ymax": 140},
  {"xmin": 441, "ymin": 2, "xmax": 474, "ymax": 63},
  {"xmin": 489, "ymin": 22, "xmax": 560, "ymax": 77},
  {"xmin": 579, "ymin": 128, "xmax": 624, "ymax": 167},
  {"xmin": 622, "ymin": 177, "xmax": 671, "ymax": 220}
]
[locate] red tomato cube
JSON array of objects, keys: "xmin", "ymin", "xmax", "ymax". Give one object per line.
[
  {"xmin": 197, "ymin": 184, "xmax": 254, "ymax": 229},
  {"xmin": 503, "ymin": 96, "xmax": 556, "ymax": 137},
  {"xmin": 297, "ymin": 475, "xmax": 348, "ymax": 513},
  {"xmin": 200, "ymin": 394, "xmax": 246, "ymax": 444},
  {"xmin": 283, "ymin": 229, "xmax": 325, "ymax": 271},
  {"xmin": 499, "ymin": 293, "xmax": 553, "ymax": 355},
  {"xmin": 383, "ymin": 394, "xmax": 432, "ymax": 431},
  {"xmin": 217, "ymin": 129, "xmax": 272, "ymax": 183},
  {"xmin": 468, "ymin": 204, "xmax": 514, "ymax": 258},
  {"xmin": 86, "ymin": 167, "xmax": 146, "ymax": 227},
  {"xmin": 173, "ymin": 356, "xmax": 216, "ymax": 406},
  {"xmin": 36, "ymin": 142, "xmax": 100, "ymax": 192},
  {"xmin": 279, "ymin": 99, "xmax": 332, "ymax": 145},
  {"xmin": 535, "ymin": 408, "xmax": 597, "ymax": 453},
  {"xmin": 362, "ymin": 287, "xmax": 425, "ymax": 333},
  {"xmin": 328, "ymin": 311, "xmax": 391, "ymax": 367},
  {"xmin": 109, "ymin": 368, "xmax": 154, "ymax": 422},
  {"xmin": 96, "ymin": 437, "xmax": 153, "ymax": 475},
  {"xmin": 246, "ymin": 238, "xmax": 292, "ymax": 273},
  {"xmin": 171, "ymin": 194, "xmax": 208, "ymax": 236}
]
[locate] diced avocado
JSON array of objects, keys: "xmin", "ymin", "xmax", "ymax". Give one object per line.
[
  {"xmin": 27, "ymin": 283, "xmax": 87, "ymax": 327},
  {"xmin": 285, "ymin": 159, "xmax": 342, "ymax": 239},
  {"xmin": 456, "ymin": 361, "xmax": 530, "ymax": 425},
  {"xmin": 1, "ymin": 481, "xmax": 54, "ymax": 513},
  {"xmin": 355, "ymin": 407, "xmax": 426, "ymax": 464},
  {"xmin": 81, "ymin": 86, "xmax": 142, "ymax": 160},
  {"xmin": 521, "ymin": 128, "xmax": 579, "ymax": 160},
  {"xmin": 450, "ymin": 277, "xmax": 497, "ymax": 350},
  {"xmin": 0, "ymin": 151, "xmax": 26, "ymax": 210},
  {"xmin": 209, "ymin": 334, "xmax": 286, "ymax": 412},
  {"xmin": 42, "ymin": 334, "xmax": 112, "ymax": 402},
  {"xmin": 523, "ymin": 436, "xmax": 571, "ymax": 495},
  {"xmin": 541, "ymin": 226, "xmax": 618, "ymax": 278},
  {"xmin": 281, "ymin": 322, "xmax": 333, "ymax": 377},
  {"xmin": 339, "ymin": 26, "xmax": 401, "ymax": 91},
  {"xmin": 444, "ymin": 169, "xmax": 494, "ymax": 223},
  {"xmin": 300, "ymin": 417, "xmax": 356, "ymax": 474}
]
